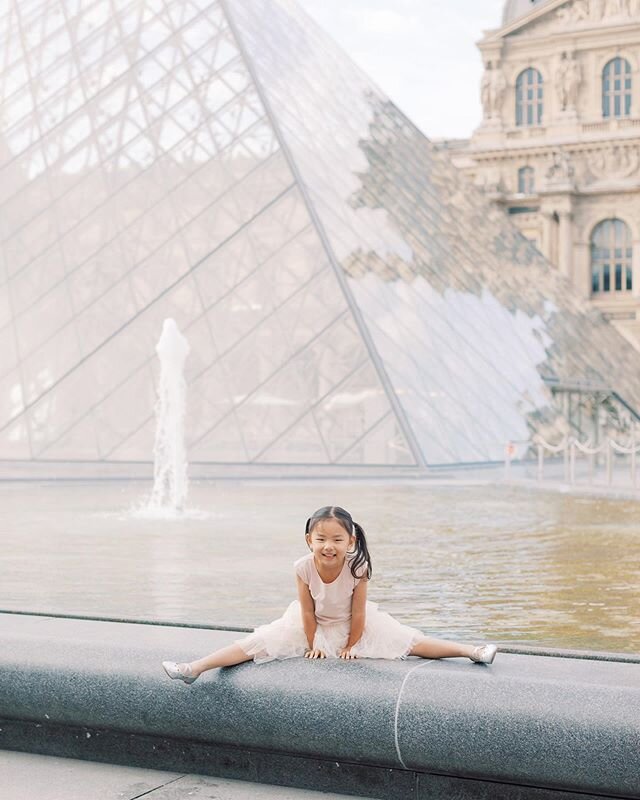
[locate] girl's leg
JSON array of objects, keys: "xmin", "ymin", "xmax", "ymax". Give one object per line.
[
  {"xmin": 187, "ymin": 644, "xmax": 253, "ymax": 676},
  {"xmin": 409, "ymin": 637, "xmax": 478, "ymax": 660}
]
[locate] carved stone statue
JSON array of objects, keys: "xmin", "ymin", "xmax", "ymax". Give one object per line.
[
  {"xmin": 604, "ymin": 0, "xmax": 625, "ymax": 14},
  {"xmin": 591, "ymin": 146, "xmax": 639, "ymax": 179},
  {"xmin": 558, "ymin": 0, "xmax": 593, "ymax": 23},
  {"xmin": 490, "ymin": 67, "xmax": 507, "ymax": 115},
  {"xmin": 555, "ymin": 52, "xmax": 582, "ymax": 111},
  {"xmin": 481, "ymin": 62, "xmax": 507, "ymax": 119},
  {"xmin": 481, "ymin": 63, "xmax": 492, "ymax": 116},
  {"xmin": 546, "ymin": 151, "xmax": 575, "ymax": 185},
  {"xmin": 477, "ymin": 167, "xmax": 505, "ymax": 195},
  {"xmin": 558, "ymin": 0, "xmax": 637, "ymax": 21}
]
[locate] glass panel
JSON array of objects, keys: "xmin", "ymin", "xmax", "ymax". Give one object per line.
[
  {"xmin": 27, "ymin": 356, "xmax": 98, "ymax": 454},
  {"xmin": 74, "ymin": 279, "xmax": 138, "ymax": 356},
  {"xmin": 0, "ymin": 283, "xmax": 11, "ymax": 330},
  {"xmin": 0, "ymin": 414, "xmax": 31, "ymax": 459},
  {"xmin": 15, "ymin": 281, "xmax": 74, "ymax": 357},
  {"xmin": 0, "ymin": 324, "xmax": 19, "ymax": 380},
  {"xmin": 0, "ymin": 368, "xmax": 26, "ymax": 429},
  {"xmin": 258, "ymin": 411, "xmax": 330, "ymax": 463},
  {"xmin": 315, "ymin": 361, "xmax": 396, "ymax": 462},
  {"xmin": 36, "ymin": 410, "xmax": 100, "ymax": 460},
  {"xmin": 85, "ymin": 320, "xmax": 155, "ymax": 396},
  {"xmin": 188, "ymin": 410, "xmax": 248, "ymax": 462},
  {"xmin": 93, "ymin": 366, "xmax": 156, "ymax": 456},
  {"xmin": 337, "ymin": 412, "xmax": 414, "ymax": 466},
  {"xmin": 106, "ymin": 416, "xmax": 154, "ymax": 461},
  {"xmin": 9, "ymin": 244, "xmax": 68, "ymax": 316},
  {"xmin": 187, "ymin": 359, "xmax": 236, "ymax": 445},
  {"xmin": 21, "ymin": 324, "xmax": 81, "ymax": 406}
]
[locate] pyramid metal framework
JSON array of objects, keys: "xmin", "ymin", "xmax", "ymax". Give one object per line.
[{"xmin": 1, "ymin": 0, "xmax": 640, "ymax": 468}]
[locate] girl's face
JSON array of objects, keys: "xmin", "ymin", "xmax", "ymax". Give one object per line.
[{"xmin": 306, "ymin": 518, "xmax": 355, "ymax": 567}]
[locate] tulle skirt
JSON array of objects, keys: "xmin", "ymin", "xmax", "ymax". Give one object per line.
[{"xmin": 235, "ymin": 600, "xmax": 425, "ymax": 663}]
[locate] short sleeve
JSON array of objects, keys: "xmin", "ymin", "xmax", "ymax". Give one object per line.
[{"xmin": 294, "ymin": 554, "xmax": 311, "ymax": 584}]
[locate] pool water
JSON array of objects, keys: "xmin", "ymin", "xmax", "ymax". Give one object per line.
[{"xmin": 1, "ymin": 480, "xmax": 638, "ymax": 654}]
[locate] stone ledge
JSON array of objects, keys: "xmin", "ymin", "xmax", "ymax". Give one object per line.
[{"xmin": 1, "ymin": 613, "xmax": 639, "ymax": 799}]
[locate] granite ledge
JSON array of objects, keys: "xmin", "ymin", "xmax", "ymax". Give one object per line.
[{"xmin": 1, "ymin": 612, "xmax": 638, "ymax": 799}]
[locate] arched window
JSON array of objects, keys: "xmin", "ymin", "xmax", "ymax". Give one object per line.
[
  {"xmin": 517, "ymin": 166, "xmax": 535, "ymax": 194},
  {"xmin": 602, "ymin": 58, "xmax": 631, "ymax": 118},
  {"xmin": 516, "ymin": 68, "xmax": 543, "ymax": 126},
  {"xmin": 591, "ymin": 219, "xmax": 632, "ymax": 295}
]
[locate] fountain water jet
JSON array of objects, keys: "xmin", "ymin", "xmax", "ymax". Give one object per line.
[{"xmin": 147, "ymin": 318, "xmax": 190, "ymax": 514}]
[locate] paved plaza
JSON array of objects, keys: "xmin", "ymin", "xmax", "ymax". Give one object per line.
[{"xmin": 0, "ymin": 750, "xmax": 367, "ymax": 800}]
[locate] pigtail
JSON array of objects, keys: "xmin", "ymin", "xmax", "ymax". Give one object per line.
[{"xmin": 350, "ymin": 521, "xmax": 372, "ymax": 581}]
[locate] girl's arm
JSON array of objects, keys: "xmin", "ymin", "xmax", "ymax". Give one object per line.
[
  {"xmin": 297, "ymin": 575, "xmax": 320, "ymax": 654},
  {"xmin": 342, "ymin": 578, "xmax": 368, "ymax": 658}
]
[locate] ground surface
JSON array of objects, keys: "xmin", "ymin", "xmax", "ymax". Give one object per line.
[{"xmin": 0, "ymin": 749, "xmax": 368, "ymax": 800}]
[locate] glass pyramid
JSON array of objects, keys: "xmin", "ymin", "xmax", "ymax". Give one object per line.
[{"xmin": 1, "ymin": 0, "xmax": 639, "ymax": 468}]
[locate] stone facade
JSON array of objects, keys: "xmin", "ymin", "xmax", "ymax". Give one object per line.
[{"xmin": 445, "ymin": 0, "xmax": 640, "ymax": 347}]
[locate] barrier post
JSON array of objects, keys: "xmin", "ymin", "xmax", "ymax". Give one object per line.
[
  {"xmin": 606, "ymin": 441, "xmax": 613, "ymax": 486},
  {"xmin": 504, "ymin": 441, "xmax": 515, "ymax": 481},
  {"xmin": 537, "ymin": 445, "xmax": 543, "ymax": 482},
  {"xmin": 569, "ymin": 440, "xmax": 576, "ymax": 485},
  {"xmin": 563, "ymin": 440, "xmax": 570, "ymax": 482}
]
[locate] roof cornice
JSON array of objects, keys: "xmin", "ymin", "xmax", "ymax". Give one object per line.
[{"xmin": 481, "ymin": 0, "xmax": 568, "ymax": 43}]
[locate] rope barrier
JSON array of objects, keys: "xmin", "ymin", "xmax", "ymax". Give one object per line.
[
  {"xmin": 528, "ymin": 435, "xmax": 639, "ymax": 489},
  {"xmin": 534, "ymin": 436, "xmax": 568, "ymax": 454},
  {"xmin": 534, "ymin": 436, "xmax": 640, "ymax": 455}
]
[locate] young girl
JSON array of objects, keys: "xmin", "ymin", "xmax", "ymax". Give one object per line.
[{"xmin": 162, "ymin": 506, "xmax": 497, "ymax": 683}]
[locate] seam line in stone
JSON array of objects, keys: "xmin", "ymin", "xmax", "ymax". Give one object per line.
[{"xmin": 393, "ymin": 660, "xmax": 435, "ymax": 769}]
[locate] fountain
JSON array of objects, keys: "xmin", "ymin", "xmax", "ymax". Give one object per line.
[{"xmin": 144, "ymin": 318, "xmax": 190, "ymax": 515}]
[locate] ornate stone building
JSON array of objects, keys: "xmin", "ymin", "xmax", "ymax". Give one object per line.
[{"xmin": 446, "ymin": 0, "xmax": 640, "ymax": 347}]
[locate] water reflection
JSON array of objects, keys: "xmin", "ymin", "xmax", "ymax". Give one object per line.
[{"xmin": 1, "ymin": 481, "xmax": 638, "ymax": 654}]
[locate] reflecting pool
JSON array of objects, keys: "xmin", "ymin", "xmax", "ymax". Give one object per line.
[{"xmin": 1, "ymin": 481, "xmax": 638, "ymax": 654}]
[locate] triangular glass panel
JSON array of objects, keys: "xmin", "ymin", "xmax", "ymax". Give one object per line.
[
  {"xmin": 259, "ymin": 411, "xmax": 330, "ymax": 464},
  {"xmin": 36, "ymin": 409, "xmax": 100, "ymax": 461}
]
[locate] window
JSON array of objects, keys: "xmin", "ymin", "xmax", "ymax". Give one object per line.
[
  {"xmin": 517, "ymin": 166, "xmax": 535, "ymax": 194},
  {"xmin": 602, "ymin": 58, "xmax": 631, "ymax": 118},
  {"xmin": 516, "ymin": 68, "xmax": 543, "ymax": 126},
  {"xmin": 508, "ymin": 206, "xmax": 538, "ymax": 214},
  {"xmin": 591, "ymin": 219, "xmax": 632, "ymax": 295}
]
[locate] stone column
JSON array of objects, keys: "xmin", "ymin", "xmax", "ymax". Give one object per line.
[
  {"xmin": 633, "ymin": 240, "xmax": 640, "ymax": 299},
  {"xmin": 558, "ymin": 209, "xmax": 574, "ymax": 282},
  {"xmin": 574, "ymin": 242, "xmax": 591, "ymax": 300},
  {"xmin": 540, "ymin": 210, "xmax": 555, "ymax": 263}
]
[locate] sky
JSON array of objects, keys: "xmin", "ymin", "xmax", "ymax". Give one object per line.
[{"xmin": 297, "ymin": 0, "xmax": 507, "ymax": 140}]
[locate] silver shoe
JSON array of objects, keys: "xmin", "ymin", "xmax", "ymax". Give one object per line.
[
  {"xmin": 470, "ymin": 644, "xmax": 498, "ymax": 664},
  {"xmin": 162, "ymin": 661, "xmax": 198, "ymax": 684}
]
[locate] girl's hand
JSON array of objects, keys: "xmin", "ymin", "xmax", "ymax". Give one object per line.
[
  {"xmin": 339, "ymin": 647, "xmax": 357, "ymax": 659},
  {"xmin": 304, "ymin": 648, "xmax": 326, "ymax": 659}
]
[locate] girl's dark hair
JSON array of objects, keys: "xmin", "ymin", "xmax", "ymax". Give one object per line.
[{"xmin": 305, "ymin": 506, "xmax": 372, "ymax": 580}]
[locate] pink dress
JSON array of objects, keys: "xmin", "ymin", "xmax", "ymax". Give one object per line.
[{"xmin": 235, "ymin": 553, "xmax": 424, "ymax": 663}]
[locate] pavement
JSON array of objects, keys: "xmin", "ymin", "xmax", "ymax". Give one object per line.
[{"xmin": 0, "ymin": 749, "xmax": 369, "ymax": 800}]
